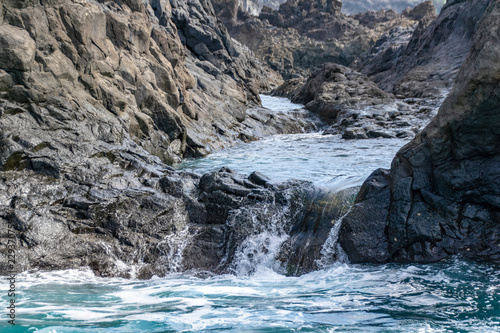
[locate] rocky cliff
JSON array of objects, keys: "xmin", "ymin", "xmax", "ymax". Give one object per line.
[
  {"xmin": 355, "ymin": 0, "xmax": 490, "ymax": 98},
  {"xmin": 213, "ymin": 0, "xmax": 436, "ymax": 79},
  {"xmin": 339, "ymin": 0, "xmax": 500, "ymax": 264},
  {"xmin": 0, "ymin": 0, "xmax": 290, "ymax": 165},
  {"xmin": 0, "ymin": 0, "xmax": 324, "ymax": 278}
]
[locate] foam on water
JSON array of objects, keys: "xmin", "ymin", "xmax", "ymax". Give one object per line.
[
  {"xmin": 3, "ymin": 260, "xmax": 498, "ymax": 332},
  {"xmin": 178, "ymin": 132, "xmax": 408, "ymax": 189},
  {"xmin": 316, "ymin": 215, "xmax": 349, "ymax": 269}
]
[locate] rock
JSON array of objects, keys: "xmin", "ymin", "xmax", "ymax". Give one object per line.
[
  {"xmin": 0, "ymin": 0, "xmax": 320, "ymax": 278},
  {"xmin": 274, "ymin": 62, "xmax": 442, "ymax": 140},
  {"xmin": 212, "ymin": 0, "xmax": 431, "ymax": 80},
  {"xmin": 275, "ymin": 63, "xmax": 393, "ymax": 122},
  {"xmin": 402, "ymin": 1, "xmax": 436, "ymax": 21},
  {"xmin": 342, "ymin": 0, "xmax": 445, "ymax": 14},
  {"xmin": 356, "ymin": 0, "xmax": 490, "ymax": 98},
  {"xmin": 339, "ymin": 0, "xmax": 500, "ymax": 264},
  {"xmin": 0, "ymin": 0, "xmax": 290, "ymax": 165},
  {"xmin": 240, "ymin": 0, "xmax": 286, "ymax": 16},
  {"xmin": 277, "ymin": 186, "xmax": 359, "ymax": 275},
  {"xmin": 248, "ymin": 171, "xmax": 270, "ymax": 186},
  {"xmin": 0, "ymin": 24, "xmax": 36, "ymax": 71}
]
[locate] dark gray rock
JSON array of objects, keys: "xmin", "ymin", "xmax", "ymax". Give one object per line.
[
  {"xmin": 277, "ymin": 186, "xmax": 358, "ymax": 275},
  {"xmin": 289, "ymin": 63, "xmax": 394, "ymax": 124},
  {"xmin": 0, "ymin": 0, "xmax": 321, "ymax": 279},
  {"xmin": 274, "ymin": 63, "xmax": 441, "ymax": 140},
  {"xmin": 212, "ymin": 0, "xmax": 433, "ymax": 80},
  {"xmin": 339, "ymin": 0, "xmax": 500, "ymax": 265}
]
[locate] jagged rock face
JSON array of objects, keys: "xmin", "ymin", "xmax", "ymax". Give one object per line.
[
  {"xmin": 287, "ymin": 63, "xmax": 394, "ymax": 124},
  {"xmin": 0, "ymin": 149, "xmax": 314, "ymax": 278},
  {"xmin": 339, "ymin": 0, "xmax": 500, "ymax": 264},
  {"xmin": 356, "ymin": 0, "xmax": 490, "ymax": 98},
  {"xmin": 0, "ymin": 0, "xmax": 324, "ymax": 278},
  {"xmin": 239, "ymin": 0, "xmax": 286, "ymax": 16},
  {"xmin": 273, "ymin": 63, "xmax": 440, "ymax": 139},
  {"xmin": 0, "ymin": 0, "xmax": 283, "ymax": 164},
  {"xmin": 214, "ymin": 0, "xmax": 435, "ymax": 79}
]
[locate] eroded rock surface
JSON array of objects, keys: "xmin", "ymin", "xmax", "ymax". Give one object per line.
[
  {"xmin": 339, "ymin": 0, "xmax": 500, "ymax": 264},
  {"xmin": 0, "ymin": 0, "xmax": 322, "ymax": 278},
  {"xmin": 355, "ymin": 0, "xmax": 490, "ymax": 97},
  {"xmin": 0, "ymin": 0, "xmax": 289, "ymax": 165},
  {"xmin": 273, "ymin": 63, "xmax": 440, "ymax": 139},
  {"xmin": 212, "ymin": 0, "xmax": 436, "ymax": 79}
]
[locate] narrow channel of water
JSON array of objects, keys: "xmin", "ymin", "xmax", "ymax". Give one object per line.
[
  {"xmin": 1, "ymin": 95, "xmax": 498, "ymax": 332},
  {"xmin": 179, "ymin": 95, "xmax": 408, "ymax": 190}
]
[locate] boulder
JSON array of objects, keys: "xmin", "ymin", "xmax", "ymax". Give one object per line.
[
  {"xmin": 357, "ymin": 0, "xmax": 490, "ymax": 98},
  {"xmin": 0, "ymin": 24, "xmax": 36, "ymax": 71}
]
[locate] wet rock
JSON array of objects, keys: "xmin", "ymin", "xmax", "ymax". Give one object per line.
[
  {"xmin": 274, "ymin": 63, "xmax": 440, "ymax": 140},
  {"xmin": 277, "ymin": 186, "xmax": 359, "ymax": 275},
  {"xmin": 0, "ymin": 0, "xmax": 319, "ymax": 278},
  {"xmin": 339, "ymin": 0, "xmax": 500, "ymax": 264}
]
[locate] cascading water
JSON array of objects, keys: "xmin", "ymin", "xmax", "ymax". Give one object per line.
[
  {"xmin": 2, "ymin": 95, "xmax": 498, "ymax": 332},
  {"xmin": 156, "ymin": 226, "xmax": 191, "ymax": 273},
  {"xmin": 316, "ymin": 215, "xmax": 349, "ymax": 269}
]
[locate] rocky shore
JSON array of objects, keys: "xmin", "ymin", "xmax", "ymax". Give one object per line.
[
  {"xmin": 213, "ymin": 0, "xmax": 436, "ymax": 79},
  {"xmin": 0, "ymin": 0, "xmax": 321, "ymax": 277},
  {"xmin": 339, "ymin": 0, "xmax": 500, "ymax": 264},
  {"xmin": 0, "ymin": 0, "xmax": 499, "ymax": 279}
]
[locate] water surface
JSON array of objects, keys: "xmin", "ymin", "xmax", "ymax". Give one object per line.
[
  {"xmin": 179, "ymin": 96, "xmax": 408, "ymax": 190},
  {"xmin": 2, "ymin": 260, "xmax": 499, "ymax": 332}
]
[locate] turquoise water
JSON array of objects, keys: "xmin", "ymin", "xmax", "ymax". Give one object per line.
[
  {"xmin": 179, "ymin": 96, "xmax": 409, "ymax": 190},
  {"xmin": 1, "ymin": 96, "xmax": 499, "ymax": 332},
  {"xmin": 1, "ymin": 260, "xmax": 499, "ymax": 332}
]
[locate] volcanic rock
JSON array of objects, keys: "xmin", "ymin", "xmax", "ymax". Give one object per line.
[
  {"xmin": 356, "ymin": 0, "xmax": 490, "ymax": 98},
  {"xmin": 339, "ymin": 0, "xmax": 500, "ymax": 264},
  {"xmin": 212, "ymin": 0, "xmax": 435, "ymax": 79},
  {"xmin": 0, "ymin": 0, "xmax": 320, "ymax": 278}
]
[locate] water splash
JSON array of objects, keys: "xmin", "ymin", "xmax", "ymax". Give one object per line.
[
  {"xmin": 230, "ymin": 189, "xmax": 299, "ymax": 276},
  {"xmin": 156, "ymin": 226, "xmax": 191, "ymax": 272},
  {"xmin": 316, "ymin": 215, "xmax": 349, "ymax": 269}
]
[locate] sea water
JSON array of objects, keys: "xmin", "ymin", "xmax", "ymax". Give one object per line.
[
  {"xmin": 179, "ymin": 95, "xmax": 409, "ymax": 190},
  {"xmin": 2, "ymin": 261, "xmax": 499, "ymax": 332},
  {"xmin": 1, "ymin": 96, "xmax": 498, "ymax": 332}
]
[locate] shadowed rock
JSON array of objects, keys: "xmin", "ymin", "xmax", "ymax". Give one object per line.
[{"xmin": 339, "ymin": 0, "xmax": 500, "ymax": 264}]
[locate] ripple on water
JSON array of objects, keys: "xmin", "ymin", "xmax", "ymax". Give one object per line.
[
  {"xmin": 3, "ymin": 260, "xmax": 498, "ymax": 332},
  {"xmin": 3, "ymin": 96, "xmax": 498, "ymax": 332},
  {"xmin": 178, "ymin": 133, "xmax": 409, "ymax": 190}
]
